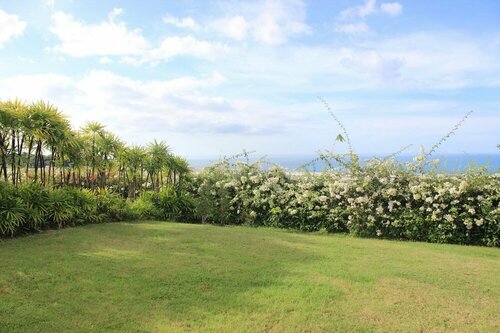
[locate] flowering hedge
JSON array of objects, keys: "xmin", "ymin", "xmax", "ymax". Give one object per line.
[{"xmin": 190, "ymin": 159, "xmax": 500, "ymax": 247}]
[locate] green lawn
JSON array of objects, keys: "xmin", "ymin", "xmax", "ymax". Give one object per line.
[{"xmin": 0, "ymin": 222, "xmax": 499, "ymax": 332}]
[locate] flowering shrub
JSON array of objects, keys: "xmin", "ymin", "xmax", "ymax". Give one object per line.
[{"xmin": 190, "ymin": 158, "xmax": 500, "ymax": 247}]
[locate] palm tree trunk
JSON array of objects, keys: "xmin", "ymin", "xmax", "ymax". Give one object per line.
[
  {"xmin": 25, "ymin": 137, "xmax": 33, "ymax": 182},
  {"xmin": 49, "ymin": 150, "xmax": 55, "ymax": 186},
  {"xmin": 0, "ymin": 136, "xmax": 8, "ymax": 181},
  {"xmin": 11, "ymin": 130, "xmax": 16, "ymax": 184},
  {"xmin": 16, "ymin": 134, "xmax": 25, "ymax": 184},
  {"xmin": 34, "ymin": 141, "xmax": 41, "ymax": 182}
]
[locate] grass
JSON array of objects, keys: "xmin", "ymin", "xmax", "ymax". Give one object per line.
[{"xmin": 0, "ymin": 222, "xmax": 499, "ymax": 332}]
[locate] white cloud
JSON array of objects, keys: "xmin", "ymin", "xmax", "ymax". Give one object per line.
[
  {"xmin": 0, "ymin": 9, "xmax": 27, "ymax": 47},
  {"xmin": 208, "ymin": 31, "xmax": 500, "ymax": 93},
  {"xmin": 335, "ymin": 22, "xmax": 370, "ymax": 35},
  {"xmin": 0, "ymin": 73, "xmax": 75, "ymax": 102},
  {"xmin": 340, "ymin": 0, "xmax": 377, "ymax": 20},
  {"xmin": 44, "ymin": 0, "xmax": 55, "ymax": 8},
  {"xmin": 108, "ymin": 8, "xmax": 124, "ymax": 21},
  {"xmin": 212, "ymin": 16, "xmax": 248, "ymax": 40},
  {"xmin": 155, "ymin": 36, "xmax": 226, "ymax": 60},
  {"xmin": 50, "ymin": 8, "xmax": 150, "ymax": 57},
  {"xmin": 252, "ymin": 0, "xmax": 311, "ymax": 44},
  {"xmin": 126, "ymin": 35, "xmax": 229, "ymax": 65},
  {"xmin": 336, "ymin": 1, "xmax": 403, "ymax": 35},
  {"xmin": 0, "ymin": 70, "xmax": 259, "ymax": 136},
  {"xmin": 49, "ymin": 9, "xmax": 227, "ymax": 64},
  {"xmin": 99, "ymin": 57, "xmax": 112, "ymax": 64},
  {"xmin": 340, "ymin": 50, "xmax": 403, "ymax": 81},
  {"xmin": 380, "ymin": 2, "xmax": 403, "ymax": 16},
  {"xmin": 163, "ymin": 14, "xmax": 199, "ymax": 30},
  {"xmin": 211, "ymin": 0, "xmax": 311, "ymax": 45}
]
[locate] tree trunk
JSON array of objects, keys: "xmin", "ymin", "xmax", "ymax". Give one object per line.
[
  {"xmin": 16, "ymin": 134, "xmax": 25, "ymax": 184},
  {"xmin": 0, "ymin": 139, "xmax": 7, "ymax": 181},
  {"xmin": 34, "ymin": 141, "xmax": 41, "ymax": 182},
  {"xmin": 11, "ymin": 130, "xmax": 16, "ymax": 184},
  {"xmin": 25, "ymin": 137, "xmax": 33, "ymax": 182}
]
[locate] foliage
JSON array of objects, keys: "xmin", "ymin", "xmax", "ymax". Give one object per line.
[
  {"xmin": 129, "ymin": 187, "xmax": 195, "ymax": 221},
  {"xmin": 191, "ymin": 157, "xmax": 500, "ymax": 247},
  {"xmin": 0, "ymin": 184, "xmax": 198, "ymax": 237}
]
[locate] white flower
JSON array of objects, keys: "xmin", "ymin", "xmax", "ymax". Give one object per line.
[
  {"xmin": 387, "ymin": 188, "xmax": 397, "ymax": 196},
  {"xmin": 459, "ymin": 180, "xmax": 467, "ymax": 192}
]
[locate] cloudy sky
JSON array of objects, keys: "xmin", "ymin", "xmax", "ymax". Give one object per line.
[{"xmin": 0, "ymin": 0, "xmax": 499, "ymax": 157}]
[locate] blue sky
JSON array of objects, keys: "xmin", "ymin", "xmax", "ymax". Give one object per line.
[{"xmin": 0, "ymin": 0, "xmax": 499, "ymax": 157}]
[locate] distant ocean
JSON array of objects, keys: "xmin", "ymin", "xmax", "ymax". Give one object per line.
[{"xmin": 188, "ymin": 154, "xmax": 500, "ymax": 173}]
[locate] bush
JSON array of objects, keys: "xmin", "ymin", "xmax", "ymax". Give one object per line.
[
  {"xmin": 0, "ymin": 182, "xmax": 25, "ymax": 236},
  {"xmin": 96, "ymin": 188, "xmax": 133, "ymax": 221},
  {"xmin": 1, "ymin": 185, "xmax": 136, "ymax": 237},
  {"xmin": 190, "ymin": 158, "xmax": 500, "ymax": 247},
  {"xmin": 128, "ymin": 188, "xmax": 195, "ymax": 222},
  {"xmin": 129, "ymin": 191, "xmax": 160, "ymax": 220}
]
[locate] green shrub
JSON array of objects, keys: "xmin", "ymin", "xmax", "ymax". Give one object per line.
[
  {"xmin": 17, "ymin": 183, "xmax": 50, "ymax": 232},
  {"xmin": 96, "ymin": 188, "xmax": 132, "ymax": 221},
  {"xmin": 129, "ymin": 192, "xmax": 160, "ymax": 220},
  {"xmin": 0, "ymin": 182, "xmax": 25, "ymax": 236}
]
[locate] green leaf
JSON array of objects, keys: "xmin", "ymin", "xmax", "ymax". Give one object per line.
[{"xmin": 335, "ymin": 134, "xmax": 345, "ymax": 143}]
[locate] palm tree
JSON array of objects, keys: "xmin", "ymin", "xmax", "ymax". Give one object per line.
[
  {"xmin": 2, "ymin": 100, "xmax": 27, "ymax": 185},
  {"xmin": 81, "ymin": 121, "xmax": 105, "ymax": 188},
  {"xmin": 96, "ymin": 131, "xmax": 123, "ymax": 188},
  {"xmin": 146, "ymin": 140, "xmax": 170, "ymax": 191},
  {"xmin": 122, "ymin": 145, "xmax": 146, "ymax": 199},
  {"xmin": 63, "ymin": 133, "xmax": 86, "ymax": 186},
  {"xmin": 44, "ymin": 108, "xmax": 71, "ymax": 186},
  {"xmin": 0, "ymin": 101, "xmax": 19, "ymax": 182},
  {"xmin": 24, "ymin": 101, "xmax": 62, "ymax": 185},
  {"xmin": 168, "ymin": 155, "xmax": 190, "ymax": 193}
]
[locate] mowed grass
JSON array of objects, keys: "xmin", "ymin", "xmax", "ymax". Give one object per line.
[{"xmin": 0, "ymin": 222, "xmax": 499, "ymax": 332}]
